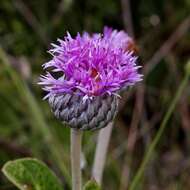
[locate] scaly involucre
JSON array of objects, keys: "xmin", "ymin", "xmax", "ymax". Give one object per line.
[{"xmin": 39, "ymin": 27, "xmax": 142, "ymax": 100}]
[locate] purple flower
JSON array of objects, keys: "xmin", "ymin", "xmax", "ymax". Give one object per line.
[
  {"xmin": 39, "ymin": 27, "xmax": 142, "ymax": 100},
  {"xmin": 103, "ymin": 27, "xmax": 133, "ymax": 50}
]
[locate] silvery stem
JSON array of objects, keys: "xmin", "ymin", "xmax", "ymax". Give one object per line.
[
  {"xmin": 92, "ymin": 122, "xmax": 113, "ymax": 185},
  {"xmin": 71, "ymin": 129, "xmax": 82, "ymax": 190}
]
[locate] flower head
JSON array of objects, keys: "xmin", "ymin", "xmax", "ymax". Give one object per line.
[{"xmin": 39, "ymin": 27, "xmax": 142, "ymax": 100}]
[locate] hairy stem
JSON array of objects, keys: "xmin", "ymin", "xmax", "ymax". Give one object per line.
[
  {"xmin": 92, "ymin": 122, "xmax": 113, "ymax": 185},
  {"xmin": 71, "ymin": 129, "xmax": 82, "ymax": 190},
  {"xmin": 129, "ymin": 70, "xmax": 190, "ymax": 190}
]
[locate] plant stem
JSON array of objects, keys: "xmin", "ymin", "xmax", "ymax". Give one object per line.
[
  {"xmin": 92, "ymin": 122, "xmax": 113, "ymax": 185},
  {"xmin": 71, "ymin": 129, "xmax": 82, "ymax": 190},
  {"xmin": 129, "ymin": 72, "xmax": 190, "ymax": 190}
]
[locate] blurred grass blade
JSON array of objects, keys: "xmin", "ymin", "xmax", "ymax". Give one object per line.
[
  {"xmin": 0, "ymin": 47, "xmax": 71, "ymax": 186},
  {"xmin": 129, "ymin": 61, "xmax": 190, "ymax": 190}
]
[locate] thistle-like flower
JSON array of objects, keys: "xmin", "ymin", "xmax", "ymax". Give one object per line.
[{"xmin": 39, "ymin": 27, "xmax": 142, "ymax": 130}]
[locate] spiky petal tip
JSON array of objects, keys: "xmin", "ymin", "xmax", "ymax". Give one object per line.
[{"xmin": 39, "ymin": 27, "xmax": 142, "ymax": 100}]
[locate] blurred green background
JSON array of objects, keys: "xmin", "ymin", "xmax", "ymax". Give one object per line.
[{"xmin": 0, "ymin": 0, "xmax": 190, "ymax": 189}]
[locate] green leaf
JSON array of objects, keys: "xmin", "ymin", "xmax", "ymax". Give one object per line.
[
  {"xmin": 2, "ymin": 158, "xmax": 63, "ymax": 190},
  {"xmin": 83, "ymin": 180, "xmax": 101, "ymax": 190},
  {"xmin": 0, "ymin": 46, "xmax": 71, "ymax": 186}
]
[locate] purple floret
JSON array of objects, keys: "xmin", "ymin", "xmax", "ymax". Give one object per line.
[{"xmin": 39, "ymin": 27, "xmax": 142, "ymax": 100}]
